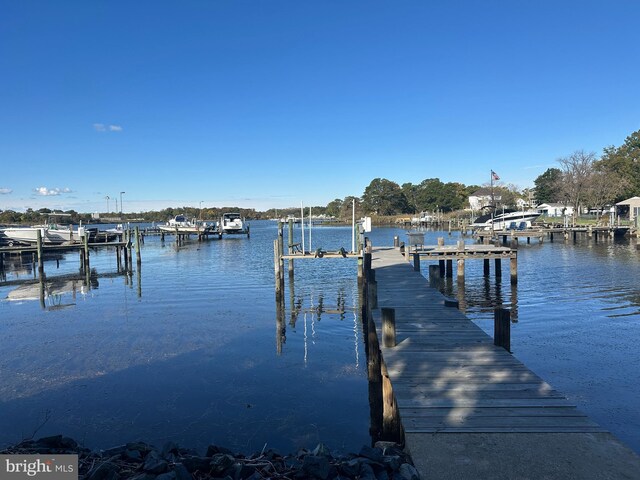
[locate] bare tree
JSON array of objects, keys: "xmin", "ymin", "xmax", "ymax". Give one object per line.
[
  {"xmin": 585, "ymin": 167, "xmax": 629, "ymax": 218},
  {"xmin": 556, "ymin": 150, "xmax": 597, "ymax": 223}
]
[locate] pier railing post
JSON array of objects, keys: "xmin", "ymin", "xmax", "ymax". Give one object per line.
[
  {"xmin": 382, "ymin": 307, "xmax": 396, "ymax": 348},
  {"xmin": 494, "ymin": 308, "xmax": 511, "ymax": 352}
]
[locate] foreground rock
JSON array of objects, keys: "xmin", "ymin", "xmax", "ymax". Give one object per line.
[{"xmin": 1, "ymin": 435, "xmax": 420, "ymax": 479}]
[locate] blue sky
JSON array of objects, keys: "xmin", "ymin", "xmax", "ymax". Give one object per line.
[{"xmin": 1, "ymin": 1, "xmax": 639, "ymax": 213}]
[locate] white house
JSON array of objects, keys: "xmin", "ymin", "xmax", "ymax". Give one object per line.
[
  {"xmin": 468, "ymin": 188, "xmax": 502, "ymax": 211},
  {"xmin": 537, "ymin": 203, "xmax": 574, "ymax": 217},
  {"xmin": 615, "ymin": 196, "xmax": 640, "ymax": 225}
]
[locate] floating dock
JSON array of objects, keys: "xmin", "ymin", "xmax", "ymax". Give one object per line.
[{"xmin": 364, "ymin": 246, "xmax": 640, "ymax": 479}]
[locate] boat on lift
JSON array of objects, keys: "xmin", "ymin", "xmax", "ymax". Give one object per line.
[
  {"xmin": 220, "ymin": 212, "xmax": 249, "ymax": 235},
  {"xmin": 471, "ymin": 209, "xmax": 541, "ymax": 231}
]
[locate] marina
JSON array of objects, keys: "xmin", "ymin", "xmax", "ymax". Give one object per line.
[{"xmin": 1, "ymin": 221, "xmax": 639, "ymax": 462}]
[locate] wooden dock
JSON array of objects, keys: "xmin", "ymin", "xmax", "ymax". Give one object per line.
[{"xmin": 365, "ymin": 246, "xmax": 640, "ymax": 479}]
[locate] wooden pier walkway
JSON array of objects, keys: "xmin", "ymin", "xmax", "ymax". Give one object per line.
[{"xmin": 368, "ymin": 246, "xmax": 640, "ymax": 479}]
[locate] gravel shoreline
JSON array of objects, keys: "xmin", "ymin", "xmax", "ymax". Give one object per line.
[{"xmin": 1, "ymin": 435, "xmax": 420, "ymax": 479}]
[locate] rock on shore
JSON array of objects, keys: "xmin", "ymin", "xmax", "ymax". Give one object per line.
[{"xmin": 1, "ymin": 435, "xmax": 420, "ymax": 479}]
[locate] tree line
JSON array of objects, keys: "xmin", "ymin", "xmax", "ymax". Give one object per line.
[{"xmin": 2, "ymin": 129, "xmax": 638, "ymax": 225}]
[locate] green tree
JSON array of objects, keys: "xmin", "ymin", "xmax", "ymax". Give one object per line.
[
  {"xmin": 414, "ymin": 178, "xmax": 444, "ymax": 211},
  {"xmin": 401, "ymin": 182, "xmax": 418, "ymax": 213},
  {"xmin": 325, "ymin": 198, "xmax": 343, "ymax": 218},
  {"xmin": 338, "ymin": 196, "xmax": 363, "ymax": 220},
  {"xmin": 598, "ymin": 129, "xmax": 640, "ymax": 200},
  {"xmin": 533, "ymin": 168, "xmax": 562, "ymax": 203},
  {"xmin": 361, "ymin": 178, "xmax": 410, "ymax": 215}
]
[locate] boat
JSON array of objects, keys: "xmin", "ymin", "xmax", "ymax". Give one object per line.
[
  {"xmin": 2, "ymin": 226, "xmax": 66, "ymax": 246},
  {"xmin": 157, "ymin": 214, "xmax": 215, "ymax": 234},
  {"xmin": 471, "ymin": 209, "xmax": 541, "ymax": 231},
  {"xmin": 220, "ymin": 212, "xmax": 248, "ymax": 234},
  {"xmin": 106, "ymin": 224, "xmax": 124, "ymax": 234}
]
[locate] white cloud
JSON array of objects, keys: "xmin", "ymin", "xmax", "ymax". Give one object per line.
[
  {"xmin": 34, "ymin": 187, "xmax": 73, "ymax": 196},
  {"xmin": 93, "ymin": 123, "xmax": 123, "ymax": 132},
  {"xmin": 0, "ymin": 187, "xmax": 12, "ymax": 194}
]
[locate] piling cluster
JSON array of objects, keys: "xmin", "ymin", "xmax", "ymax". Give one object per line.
[{"xmin": 2, "ymin": 435, "xmax": 420, "ymax": 480}]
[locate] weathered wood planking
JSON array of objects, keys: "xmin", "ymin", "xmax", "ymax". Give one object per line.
[{"xmin": 370, "ymin": 246, "xmax": 607, "ymax": 434}]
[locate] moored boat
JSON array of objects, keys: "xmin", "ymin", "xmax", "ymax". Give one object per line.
[
  {"xmin": 471, "ymin": 210, "xmax": 541, "ymax": 231},
  {"xmin": 158, "ymin": 215, "xmax": 215, "ymax": 234},
  {"xmin": 220, "ymin": 212, "xmax": 248, "ymax": 234},
  {"xmin": 2, "ymin": 226, "xmax": 66, "ymax": 246}
]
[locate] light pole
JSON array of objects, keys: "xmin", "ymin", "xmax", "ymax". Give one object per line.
[
  {"xmin": 105, "ymin": 196, "xmax": 110, "ymax": 213},
  {"xmin": 120, "ymin": 191, "xmax": 125, "ymax": 216}
]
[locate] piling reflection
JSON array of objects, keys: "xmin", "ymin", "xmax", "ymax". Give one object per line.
[
  {"xmin": 438, "ymin": 259, "xmax": 519, "ymax": 323},
  {"xmin": 274, "ymin": 285, "xmax": 361, "ymax": 365}
]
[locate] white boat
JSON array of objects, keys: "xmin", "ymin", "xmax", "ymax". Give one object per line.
[
  {"xmin": 2, "ymin": 226, "xmax": 66, "ymax": 246},
  {"xmin": 158, "ymin": 215, "xmax": 215, "ymax": 234},
  {"xmin": 220, "ymin": 212, "xmax": 247, "ymax": 234},
  {"xmin": 471, "ymin": 210, "xmax": 541, "ymax": 231},
  {"xmin": 106, "ymin": 223, "xmax": 124, "ymax": 234}
]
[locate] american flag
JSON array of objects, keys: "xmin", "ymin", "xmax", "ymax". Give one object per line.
[{"xmin": 491, "ymin": 170, "xmax": 500, "ymax": 181}]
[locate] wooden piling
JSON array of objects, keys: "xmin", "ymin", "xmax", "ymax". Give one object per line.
[
  {"xmin": 494, "ymin": 308, "xmax": 511, "ymax": 352},
  {"xmin": 444, "ymin": 298, "xmax": 459, "ymax": 308},
  {"xmin": 483, "ymin": 258, "xmax": 490, "ymax": 276},
  {"xmin": 446, "ymin": 259, "xmax": 453, "ymax": 278},
  {"xmin": 412, "ymin": 252, "xmax": 420, "ymax": 271},
  {"xmin": 364, "ymin": 252, "xmax": 372, "ymax": 277},
  {"xmin": 382, "ymin": 307, "xmax": 396, "ymax": 348},
  {"xmin": 495, "ymin": 258, "xmax": 502, "ymax": 278},
  {"xmin": 36, "ymin": 229, "xmax": 44, "ymax": 276},
  {"xmin": 82, "ymin": 232, "xmax": 89, "ymax": 272},
  {"xmin": 288, "ymin": 218, "xmax": 294, "ymax": 276},
  {"xmin": 510, "ymin": 255, "xmax": 518, "ymax": 284},
  {"xmin": 369, "ymin": 278, "xmax": 378, "ymax": 309},
  {"xmin": 381, "ymin": 361, "xmax": 404, "ymax": 444},
  {"xmin": 457, "ymin": 258, "xmax": 465, "ymax": 281},
  {"xmin": 274, "ymin": 239, "xmax": 282, "ymax": 300},
  {"xmin": 135, "ymin": 226, "xmax": 141, "ymax": 265},
  {"xmin": 429, "ymin": 265, "xmax": 440, "ymax": 288},
  {"xmin": 438, "ymin": 259, "xmax": 445, "ymax": 278}
]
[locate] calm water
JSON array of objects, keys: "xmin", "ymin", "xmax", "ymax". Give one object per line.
[
  {"xmin": 0, "ymin": 221, "xmax": 369, "ymax": 454},
  {"xmin": 1, "ymin": 222, "xmax": 639, "ymax": 454}
]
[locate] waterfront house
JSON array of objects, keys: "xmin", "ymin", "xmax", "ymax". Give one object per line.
[
  {"xmin": 537, "ymin": 203, "xmax": 574, "ymax": 217},
  {"xmin": 468, "ymin": 188, "xmax": 502, "ymax": 211},
  {"xmin": 615, "ymin": 196, "xmax": 640, "ymax": 226}
]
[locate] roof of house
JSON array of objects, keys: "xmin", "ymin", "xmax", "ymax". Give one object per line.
[
  {"xmin": 537, "ymin": 203, "xmax": 569, "ymax": 208},
  {"xmin": 615, "ymin": 196, "xmax": 640, "ymax": 206}
]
